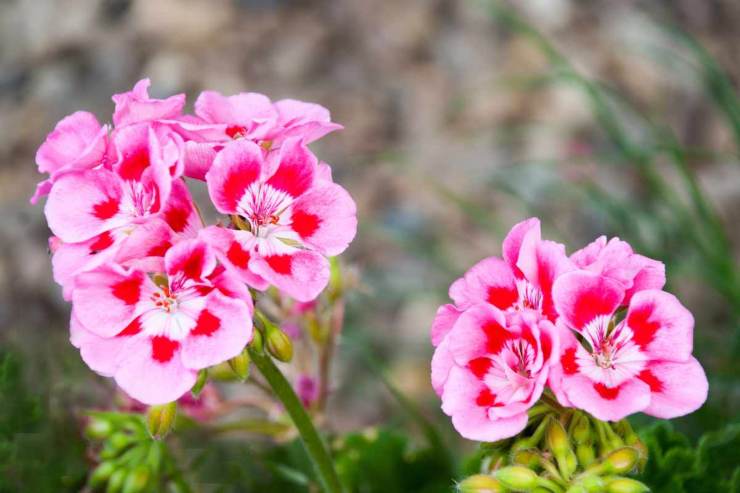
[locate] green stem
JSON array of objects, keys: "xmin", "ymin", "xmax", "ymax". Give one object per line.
[{"xmin": 248, "ymin": 346, "xmax": 344, "ymax": 493}]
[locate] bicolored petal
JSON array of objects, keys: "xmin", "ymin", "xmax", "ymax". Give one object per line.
[
  {"xmin": 447, "ymin": 303, "xmax": 511, "ymax": 365},
  {"xmin": 112, "ymin": 79, "xmax": 185, "ymax": 127},
  {"xmin": 180, "ymin": 291, "xmax": 253, "ymax": 369},
  {"xmin": 639, "ymin": 357, "xmax": 708, "ymax": 419},
  {"xmin": 517, "ymin": 237, "xmax": 573, "ymax": 320},
  {"xmin": 552, "ymin": 271, "xmax": 625, "ymax": 330},
  {"xmin": 502, "ymin": 217, "xmax": 540, "ymax": 271},
  {"xmin": 560, "ymin": 373, "xmax": 650, "ymax": 422},
  {"xmin": 288, "ymin": 182, "xmax": 357, "ymax": 256},
  {"xmin": 114, "ymin": 335, "xmax": 197, "ymax": 405},
  {"xmin": 625, "ymin": 290, "xmax": 693, "ymax": 361},
  {"xmin": 205, "ymin": 140, "xmax": 263, "ymax": 214},
  {"xmin": 194, "ymin": 91, "xmax": 277, "ymax": 137},
  {"xmin": 265, "ymin": 137, "xmax": 316, "ymax": 197},
  {"xmin": 198, "ymin": 226, "xmax": 268, "ymax": 289},
  {"xmin": 448, "ymin": 257, "xmax": 518, "ymax": 311},
  {"xmin": 161, "ymin": 179, "xmax": 201, "ymax": 238},
  {"xmin": 249, "ymin": 249, "xmax": 330, "ymax": 302},
  {"xmin": 164, "ymin": 239, "xmax": 217, "ymax": 282},
  {"xmin": 36, "ymin": 111, "xmax": 108, "ymax": 175},
  {"xmin": 623, "ymin": 255, "xmax": 666, "ymax": 303},
  {"xmin": 45, "ymin": 169, "xmax": 126, "ymax": 243}
]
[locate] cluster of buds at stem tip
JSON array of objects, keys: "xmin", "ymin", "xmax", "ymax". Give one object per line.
[
  {"xmin": 458, "ymin": 405, "xmax": 651, "ymax": 492},
  {"xmin": 84, "ymin": 411, "xmax": 188, "ymax": 492}
]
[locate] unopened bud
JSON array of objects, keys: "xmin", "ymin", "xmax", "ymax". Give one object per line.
[
  {"xmin": 603, "ymin": 447, "xmax": 639, "ymax": 475},
  {"xmin": 227, "ymin": 349, "xmax": 250, "ymax": 381},
  {"xmin": 579, "ymin": 475, "xmax": 605, "ymax": 493},
  {"xmin": 458, "ymin": 474, "xmax": 504, "ymax": 493},
  {"xmin": 250, "ymin": 326, "xmax": 263, "ymax": 352},
  {"xmin": 109, "ymin": 432, "xmax": 134, "ymax": 452},
  {"xmin": 86, "ymin": 417, "xmax": 113, "ymax": 440},
  {"xmin": 105, "ymin": 467, "xmax": 127, "ymax": 493},
  {"xmin": 546, "ymin": 419, "xmax": 570, "ymax": 456},
  {"xmin": 576, "ymin": 443, "xmax": 596, "ymax": 468},
  {"xmin": 565, "ymin": 486, "xmax": 587, "ymax": 493},
  {"xmin": 122, "ymin": 465, "xmax": 150, "ymax": 493},
  {"xmin": 494, "ymin": 466, "xmax": 539, "ymax": 491},
  {"xmin": 89, "ymin": 461, "xmax": 117, "ymax": 488},
  {"xmin": 191, "ymin": 369, "xmax": 208, "ymax": 397},
  {"xmin": 147, "ymin": 402, "xmax": 177, "ymax": 440},
  {"xmin": 266, "ymin": 325, "xmax": 293, "ymax": 362},
  {"xmin": 512, "ymin": 449, "xmax": 541, "ymax": 469},
  {"xmin": 572, "ymin": 414, "xmax": 592, "ymax": 444},
  {"xmin": 606, "ymin": 478, "xmax": 650, "ymax": 493}
]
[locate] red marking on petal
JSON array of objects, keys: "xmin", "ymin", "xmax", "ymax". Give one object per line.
[
  {"xmin": 226, "ymin": 125, "xmax": 247, "ymax": 139},
  {"xmin": 147, "ymin": 240, "xmax": 172, "ymax": 257},
  {"xmin": 179, "ymin": 248, "xmax": 206, "ymax": 279},
  {"xmin": 191, "ymin": 309, "xmax": 220, "ymax": 337},
  {"xmin": 475, "ymin": 388, "xmax": 496, "ymax": 407},
  {"xmin": 638, "ymin": 369, "xmax": 663, "ymax": 393},
  {"xmin": 226, "ymin": 241, "xmax": 250, "ymax": 268},
  {"xmin": 291, "ymin": 210, "xmax": 321, "ymax": 238},
  {"xmin": 468, "ymin": 357, "xmax": 492, "ymax": 379},
  {"xmin": 119, "ymin": 147, "xmax": 150, "ymax": 180},
  {"xmin": 92, "ymin": 197, "xmax": 119, "ymax": 219},
  {"xmin": 594, "ymin": 382, "xmax": 620, "ymax": 400},
  {"xmin": 151, "ymin": 336, "xmax": 179, "ymax": 363},
  {"xmin": 487, "ymin": 285, "xmax": 518, "ymax": 310},
  {"xmin": 267, "ymin": 159, "xmax": 313, "ymax": 197},
  {"xmin": 165, "ymin": 205, "xmax": 190, "ymax": 233},
  {"xmin": 89, "ymin": 232, "xmax": 115, "ymax": 253},
  {"xmin": 117, "ymin": 317, "xmax": 142, "ymax": 337},
  {"xmin": 561, "ymin": 347, "xmax": 579, "ymax": 375},
  {"xmin": 266, "ymin": 254, "xmax": 293, "ymax": 275},
  {"xmin": 112, "ymin": 277, "xmax": 141, "ymax": 305},
  {"xmin": 482, "ymin": 320, "xmax": 511, "ymax": 354},
  {"xmin": 627, "ymin": 303, "xmax": 660, "ymax": 348},
  {"xmin": 222, "ymin": 166, "xmax": 259, "ymax": 211}
]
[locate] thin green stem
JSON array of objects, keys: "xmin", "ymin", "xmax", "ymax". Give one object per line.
[{"xmin": 248, "ymin": 346, "xmax": 344, "ymax": 493}]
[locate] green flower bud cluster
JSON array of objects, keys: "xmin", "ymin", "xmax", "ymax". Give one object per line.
[
  {"xmin": 84, "ymin": 411, "xmax": 191, "ymax": 493},
  {"xmin": 458, "ymin": 402, "xmax": 651, "ymax": 492}
]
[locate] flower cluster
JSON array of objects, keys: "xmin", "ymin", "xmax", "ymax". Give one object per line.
[
  {"xmin": 35, "ymin": 79, "xmax": 357, "ymax": 405},
  {"xmin": 431, "ymin": 218, "xmax": 707, "ymax": 441}
]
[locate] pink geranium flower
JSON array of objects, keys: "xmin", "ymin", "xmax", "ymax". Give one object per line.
[
  {"xmin": 570, "ymin": 236, "xmax": 665, "ymax": 304},
  {"xmin": 31, "ymin": 111, "xmax": 109, "ymax": 204},
  {"xmin": 201, "ymin": 137, "xmax": 356, "ymax": 301},
  {"xmin": 548, "ymin": 270, "xmax": 708, "ymax": 421},
  {"xmin": 433, "ymin": 306, "xmax": 558, "ymax": 442},
  {"xmin": 70, "ymin": 239, "xmax": 253, "ymax": 405},
  {"xmin": 431, "ymin": 218, "xmax": 573, "ymax": 347}
]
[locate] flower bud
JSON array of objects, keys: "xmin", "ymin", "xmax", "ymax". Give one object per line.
[
  {"xmin": 565, "ymin": 486, "xmax": 587, "ymax": 493},
  {"xmin": 494, "ymin": 466, "xmax": 539, "ymax": 491},
  {"xmin": 603, "ymin": 447, "xmax": 639, "ymax": 475},
  {"xmin": 457, "ymin": 474, "xmax": 504, "ymax": 493},
  {"xmin": 546, "ymin": 419, "xmax": 570, "ymax": 457},
  {"xmin": 227, "ymin": 349, "xmax": 250, "ymax": 381},
  {"xmin": 86, "ymin": 417, "xmax": 113, "ymax": 440},
  {"xmin": 108, "ymin": 432, "xmax": 134, "ymax": 453},
  {"xmin": 89, "ymin": 461, "xmax": 117, "ymax": 488},
  {"xmin": 572, "ymin": 414, "xmax": 592, "ymax": 444},
  {"xmin": 579, "ymin": 475, "xmax": 605, "ymax": 493},
  {"xmin": 512, "ymin": 449, "xmax": 541, "ymax": 469},
  {"xmin": 250, "ymin": 326, "xmax": 264, "ymax": 352},
  {"xmin": 265, "ymin": 325, "xmax": 293, "ymax": 362},
  {"xmin": 122, "ymin": 465, "xmax": 150, "ymax": 493},
  {"xmin": 605, "ymin": 478, "xmax": 650, "ymax": 493},
  {"xmin": 105, "ymin": 467, "xmax": 127, "ymax": 493},
  {"xmin": 191, "ymin": 369, "xmax": 208, "ymax": 397},
  {"xmin": 147, "ymin": 402, "xmax": 177, "ymax": 440},
  {"xmin": 576, "ymin": 443, "xmax": 596, "ymax": 468}
]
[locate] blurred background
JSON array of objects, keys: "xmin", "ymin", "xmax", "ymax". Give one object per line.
[{"xmin": 1, "ymin": 0, "xmax": 739, "ymax": 491}]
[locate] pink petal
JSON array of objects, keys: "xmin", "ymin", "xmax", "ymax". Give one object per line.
[
  {"xmin": 289, "ymin": 182, "xmax": 357, "ymax": 256},
  {"xmin": 205, "ymin": 140, "xmax": 263, "ymax": 214},
  {"xmin": 272, "ymin": 99, "xmax": 343, "ymax": 143},
  {"xmin": 30, "ymin": 178, "xmax": 54, "ymax": 204},
  {"xmin": 561, "ymin": 374, "xmax": 650, "ymax": 421},
  {"xmin": 570, "ymin": 236, "xmax": 608, "ymax": 268},
  {"xmin": 502, "ymin": 217, "xmax": 540, "ymax": 271},
  {"xmin": 249, "ymin": 249, "xmax": 330, "ymax": 302},
  {"xmin": 44, "ymin": 169, "xmax": 126, "ymax": 243},
  {"xmin": 36, "ymin": 111, "xmax": 107, "ymax": 174},
  {"xmin": 639, "ymin": 357, "xmax": 708, "ymax": 419},
  {"xmin": 625, "ymin": 290, "xmax": 694, "ymax": 361},
  {"xmin": 180, "ymin": 291, "xmax": 253, "ymax": 369},
  {"xmin": 71, "ymin": 313, "xmax": 138, "ymax": 377},
  {"xmin": 265, "ymin": 137, "xmax": 316, "ymax": 197},
  {"xmin": 517, "ymin": 237, "xmax": 574, "ymax": 320},
  {"xmin": 52, "ymin": 232, "xmax": 122, "ymax": 300},
  {"xmin": 112, "ymin": 79, "xmax": 185, "ymax": 127},
  {"xmin": 431, "ymin": 334, "xmax": 454, "ymax": 395},
  {"xmin": 447, "ymin": 303, "xmax": 510, "ymax": 365},
  {"xmin": 448, "ymin": 257, "xmax": 518, "ymax": 311},
  {"xmin": 552, "ymin": 271, "xmax": 625, "ymax": 330},
  {"xmin": 182, "ymin": 141, "xmax": 218, "ymax": 180},
  {"xmin": 164, "ymin": 239, "xmax": 217, "ymax": 281},
  {"xmin": 161, "ymin": 179, "xmax": 201, "ymax": 238},
  {"xmin": 198, "ymin": 226, "xmax": 268, "ymax": 290},
  {"xmin": 623, "ymin": 255, "xmax": 666, "ymax": 303},
  {"xmin": 114, "ymin": 336, "xmax": 197, "ymax": 405},
  {"xmin": 195, "ymin": 91, "xmax": 277, "ymax": 135},
  {"xmin": 431, "ymin": 304, "xmax": 462, "ymax": 347},
  {"xmin": 72, "ymin": 265, "xmax": 152, "ymax": 338}
]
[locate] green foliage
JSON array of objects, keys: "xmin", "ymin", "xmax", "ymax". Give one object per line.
[
  {"xmin": 0, "ymin": 350, "xmax": 87, "ymax": 493},
  {"xmin": 637, "ymin": 421, "xmax": 740, "ymax": 493}
]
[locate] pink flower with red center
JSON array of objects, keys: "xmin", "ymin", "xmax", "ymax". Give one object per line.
[
  {"xmin": 432, "ymin": 305, "xmax": 558, "ymax": 442},
  {"xmin": 431, "ymin": 218, "xmax": 573, "ymax": 347},
  {"xmin": 173, "ymin": 90, "xmax": 342, "ymax": 180},
  {"xmin": 71, "ymin": 239, "xmax": 253, "ymax": 405},
  {"xmin": 201, "ymin": 137, "xmax": 356, "ymax": 302},
  {"xmin": 548, "ymin": 270, "xmax": 708, "ymax": 421},
  {"xmin": 570, "ymin": 236, "xmax": 665, "ymax": 305}
]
